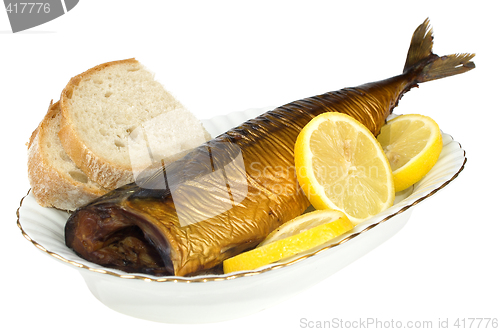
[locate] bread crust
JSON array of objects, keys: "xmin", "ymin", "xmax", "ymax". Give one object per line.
[
  {"xmin": 59, "ymin": 58, "xmax": 138, "ymax": 189},
  {"xmin": 27, "ymin": 101, "xmax": 107, "ymax": 211}
]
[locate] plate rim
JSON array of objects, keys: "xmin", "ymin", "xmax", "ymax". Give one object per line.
[{"xmin": 16, "ymin": 132, "xmax": 467, "ymax": 284}]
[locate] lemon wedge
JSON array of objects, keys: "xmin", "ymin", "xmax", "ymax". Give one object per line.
[
  {"xmin": 377, "ymin": 114, "xmax": 442, "ymax": 192},
  {"xmin": 223, "ymin": 210, "xmax": 354, "ymax": 274},
  {"xmin": 295, "ymin": 112, "xmax": 395, "ymax": 223}
]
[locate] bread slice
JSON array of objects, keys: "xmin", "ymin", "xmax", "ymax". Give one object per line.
[
  {"xmin": 59, "ymin": 58, "xmax": 211, "ymax": 189},
  {"xmin": 27, "ymin": 101, "xmax": 107, "ymax": 211}
]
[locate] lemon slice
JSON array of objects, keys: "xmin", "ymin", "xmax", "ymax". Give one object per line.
[
  {"xmin": 377, "ymin": 114, "xmax": 442, "ymax": 192},
  {"xmin": 223, "ymin": 210, "xmax": 354, "ymax": 274},
  {"xmin": 258, "ymin": 209, "xmax": 351, "ymax": 247},
  {"xmin": 295, "ymin": 112, "xmax": 395, "ymax": 223}
]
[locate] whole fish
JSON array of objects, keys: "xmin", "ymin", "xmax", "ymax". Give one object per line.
[{"xmin": 65, "ymin": 19, "xmax": 474, "ymax": 276}]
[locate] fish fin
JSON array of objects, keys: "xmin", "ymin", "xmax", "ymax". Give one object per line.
[
  {"xmin": 403, "ymin": 18, "xmax": 434, "ymax": 72},
  {"xmin": 403, "ymin": 18, "xmax": 475, "ymax": 82},
  {"xmin": 419, "ymin": 53, "xmax": 476, "ymax": 82}
]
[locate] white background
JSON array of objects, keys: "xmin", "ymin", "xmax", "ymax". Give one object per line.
[{"xmin": 2, "ymin": 1, "xmax": 499, "ymax": 331}]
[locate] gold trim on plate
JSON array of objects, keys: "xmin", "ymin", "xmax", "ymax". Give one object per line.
[{"xmin": 17, "ymin": 150, "xmax": 466, "ymax": 283}]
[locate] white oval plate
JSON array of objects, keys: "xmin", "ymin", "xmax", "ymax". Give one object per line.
[{"xmin": 17, "ymin": 109, "xmax": 466, "ymax": 324}]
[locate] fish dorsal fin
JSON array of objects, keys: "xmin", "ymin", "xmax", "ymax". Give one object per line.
[{"xmin": 403, "ymin": 18, "xmax": 434, "ymax": 73}]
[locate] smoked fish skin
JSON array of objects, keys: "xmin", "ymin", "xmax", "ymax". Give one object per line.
[{"xmin": 65, "ymin": 19, "xmax": 475, "ymax": 276}]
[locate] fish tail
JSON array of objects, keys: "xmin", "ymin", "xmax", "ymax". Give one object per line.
[{"xmin": 403, "ymin": 18, "xmax": 475, "ymax": 83}]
